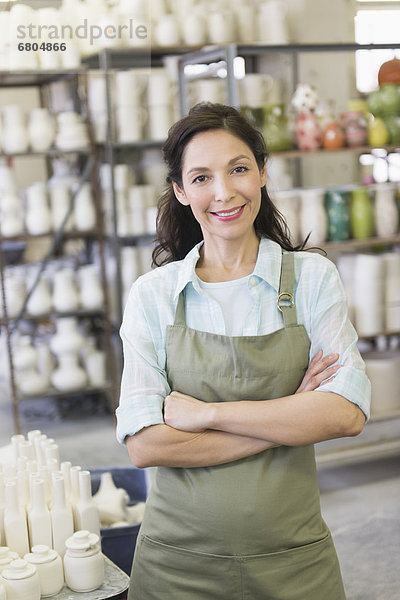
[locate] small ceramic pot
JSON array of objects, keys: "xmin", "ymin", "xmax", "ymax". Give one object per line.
[
  {"xmin": 64, "ymin": 531, "xmax": 104, "ymax": 592},
  {"xmin": 0, "ymin": 547, "xmax": 19, "ymax": 574},
  {"xmin": 24, "ymin": 545, "xmax": 64, "ymax": 597},
  {"xmin": 1, "ymin": 559, "xmax": 41, "ymax": 600}
]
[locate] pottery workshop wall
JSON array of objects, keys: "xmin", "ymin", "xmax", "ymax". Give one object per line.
[{"xmin": 259, "ymin": 0, "xmax": 359, "ymax": 187}]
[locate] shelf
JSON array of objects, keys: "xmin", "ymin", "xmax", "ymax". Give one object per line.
[
  {"xmin": 17, "ymin": 383, "xmax": 111, "ymax": 402},
  {"xmin": 1, "ymin": 308, "xmax": 106, "ymax": 326},
  {"xmin": 97, "ymin": 140, "xmax": 164, "ymax": 150},
  {"xmin": 313, "ymin": 234, "xmax": 400, "ymax": 252},
  {"xmin": 0, "ymin": 68, "xmax": 87, "ymax": 87},
  {"xmin": 0, "ymin": 147, "xmax": 90, "ymax": 158},
  {"xmin": 0, "ymin": 229, "xmax": 98, "ymax": 243},
  {"xmin": 237, "ymin": 42, "xmax": 400, "ymax": 55},
  {"xmin": 117, "ymin": 233, "xmax": 155, "ymax": 245},
  {"xmin": 83, "ymin": 46, "xmax": 205, "ymax": 69},
  {"xmin": 270, "ymin": 145, "xmax": 400, "ymax": 159}
]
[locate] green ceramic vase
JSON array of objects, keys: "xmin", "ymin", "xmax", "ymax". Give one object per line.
[
  {"xmin": 325, "ymin": 190, "xmax": 351, "ymax": 241},
  {"xmin": 350, "ymin": 187, "xmax": 375, "ymax": 239}
]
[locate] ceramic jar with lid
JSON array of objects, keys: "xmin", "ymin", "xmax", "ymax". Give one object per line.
[
  {"xmin": 64, "ymin": 530, "xmax": 104, "ymax": 592},
  {"xmin": 1, "ymin": 558, "xmax": 41, "ymax": 600},
  {"xmin": 0, "ymin": 547, "xmax": 19, "ymax": 574},
  {"xmin": 24, "ymin": 545, "xmax": 64, "ymax": 597}
]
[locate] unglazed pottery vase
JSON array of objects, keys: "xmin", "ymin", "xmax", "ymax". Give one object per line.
[{"xmin": 50, "ymin": 474, "xmax": 74, "ymax": 557}]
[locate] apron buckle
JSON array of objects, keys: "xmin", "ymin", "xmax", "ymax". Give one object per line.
[{"xmin": 277, "ymin": 292, "xmax": 295, "ymax": 312}]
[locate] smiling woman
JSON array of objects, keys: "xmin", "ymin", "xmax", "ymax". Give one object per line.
[{"xmin": 117, "ymin": 102, "xmax": 371, "ymax": 600}]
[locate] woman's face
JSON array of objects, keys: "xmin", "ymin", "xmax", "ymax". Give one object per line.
[{"xmin": 173, "ymin": 129, "xmax": 267, "ymax": 246}]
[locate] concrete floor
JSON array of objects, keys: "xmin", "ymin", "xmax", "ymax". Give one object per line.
[{"xmin": 1, "ymin": 397, "xmax": 399, "ymax": 600}]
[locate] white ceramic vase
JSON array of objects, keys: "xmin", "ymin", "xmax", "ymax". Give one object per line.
[
  {"xmin": 28, "ymin": 478, "xmax": 52, "ymax": 549},
  {"xmin": 50, "ymin": 474, "xmax": 74, "ymax": 558},
  {"xmin": 52, "ymin": 270, "xmax": 80, "ymax": 313},
  {"xmin": 374, "ymin": 183, "xmax": 399, "ymax": 238},
  {"xmin": 50, "ymin": 318, "xmax": 83, "ymax": 356},
  {"xmin": 76, "ymin": 471, "xmax": 101, "ymax": 537},
  {"xmin": 85, "ymin": 350, "xmax": 107, "ymax": 387},
  {"xmin": 299, "ymin": 188, "xmax": 327, "ymax": 245},
  {"xmin": 78, "ymin": 264, "xmax": 104, "ymax": 310},
  {"xmin": 74, "ymin": 182, "xmax": 96, "ymax": 231},
  {"xmin": 24, "ymin": 545, "xmax": 64, "ymax": 597},
  {"xmin": 92, "ymin": 472, "xmax": 129, "ymax": 526},
  {"xmin": 64, "ymin": 531, "xmax": 104, "ymax": 593},
  {"xmin": 0, "ymin": 192, "xmax": 23, "ymax": 237},
  {"xmin": 1, "ymin": 559, "xmax": 41, "ymax": 600},
  {"xmin": 28, "ymin": 109, "xmax": 56, "ymax": 152},
  {"xmin": 25, "ymin": 183, "xmax": 51, "ymax": 235},
  {"xmin": 2, "ymin": 105, "xmax": 29, "ymax": 154},
  {"xmin": 4, "ymin": 481, "xmax": 30, "ymax": 556},
  {"xmin": 26, "ymin": 274, "xmax": 53, "ymax": 316},
  {"xmin": 51, "ymin": 353, "xmax": 88, "ymax": 392}
]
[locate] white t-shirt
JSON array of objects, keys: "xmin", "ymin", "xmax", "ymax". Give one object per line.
[{"xmin": 198, "ymin": 275, "xmax": 253, "ymax": 336}]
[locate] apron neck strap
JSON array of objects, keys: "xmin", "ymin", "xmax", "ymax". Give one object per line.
[
  {"xmin": 174, "ymin": 290, "xmax": 187, "ymax": 326},
  {"xmin": 278, "ymin": 252, "xmax": 298, "ymax": 327}
]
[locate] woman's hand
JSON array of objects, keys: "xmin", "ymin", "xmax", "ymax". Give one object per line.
[
  {"xmin": 296, "ymin": 350, "xmax": 341, "ymax": 394},
  {"xmin": 164, "ymin": 391, "xmax": 212, "ymax": 433}
]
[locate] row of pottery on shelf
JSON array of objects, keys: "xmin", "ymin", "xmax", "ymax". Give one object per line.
[
  {"xmin": 0, "ymin": 107, "xmax": 89, "ymax": 155},
  {"xmin": 0, "ymin": 180, "xmax": 96, "ymax": 238},
  {"xmin": 338, "ymin": 252, "xmax": 400, "ymax": 337},
  {"xmin": 89, "ymin": 68, "xmax": 177, "ymax": 144},
  {"xmin": 271, "ymin": 183, "xmax": 400, "ymax": 246},
  {"xmin": 1, "ymin": 264, "xmax": 104, "ymax": 319},
  {"xmin": 12, "ymin": 327, "xmax": 107, "ymax": 395}
]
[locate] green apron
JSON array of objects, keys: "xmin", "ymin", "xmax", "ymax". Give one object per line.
[{"xmin": 129, "ymin": 251, "xmax": 346, "ymax": 600}]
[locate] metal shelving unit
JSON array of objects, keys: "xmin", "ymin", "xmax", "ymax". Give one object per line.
[{"xmin": 0, "ymin": 70, "xmax": 119, "ymax": 433}]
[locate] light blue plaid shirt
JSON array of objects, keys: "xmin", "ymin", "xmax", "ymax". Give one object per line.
[{"xmin": 116, "ymin": 237, "xmax": 371, "ymax": 443}]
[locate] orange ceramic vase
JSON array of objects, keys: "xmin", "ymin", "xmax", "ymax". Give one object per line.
[{"xmin": 322, "ymin": 121, "xmax": 345, "ymax": 149}]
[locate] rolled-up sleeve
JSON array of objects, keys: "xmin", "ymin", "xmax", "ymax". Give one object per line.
[
  {"xmin": 116, "ymin": 282, "xmax": 170, "ymax": 444},
  {"xmin": 306, "ymin": 260, "xmax": 371, "ymax": 421}
]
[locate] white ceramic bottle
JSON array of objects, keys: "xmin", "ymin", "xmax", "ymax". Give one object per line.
[
  {"xmin": 50, "ymin": 475, "xmax": 74, "ymax": 557},
  {"xmin": 64, "ymin": 530, "xmax": 104, "ymax": 592},
  {"xmin": 1, "ymin": 558, "xmax": 41, "ymax": 600},
  {"xmin": 4, "ymin": 481, "xmax": 30, "ymax": 556},
  {"xmin": 24, "ymin": 545, "xmax": 64, "ymax": 597},
  {"xmin": 76, "ymin": 471, "xmax": 100, "ymax": 538},
  {"xmin": 28, "ymin": 479, "xmax": 52, "ymax": 549},
  {"xmin": 60, "ymin": 462, "xmax": 72, "ymax": 503},
  {"xmin": 69, "ymin": 466, "xmax": 81, "ymax": 530},
  {"xmin": 0, "ymin": 547, "xmax": 19, "ymax": 574},
  {"xmin": 0, "ymin": 581, "xmax": 6, "ymax": 600}
]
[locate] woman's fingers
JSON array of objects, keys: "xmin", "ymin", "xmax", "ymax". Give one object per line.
[{"xmin": 296, "ymin": 352, "xmax": 341, "ymax": 393}]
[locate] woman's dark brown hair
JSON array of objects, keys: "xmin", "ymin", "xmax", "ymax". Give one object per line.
[{"xmin": 152, "ymin": 102, "xmax": 307, "ymax": 266}]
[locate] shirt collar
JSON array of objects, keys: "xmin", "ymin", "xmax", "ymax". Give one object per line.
[{"xmin": 173, "ymin": 237, "xmax": 283, "ymax": 299}]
